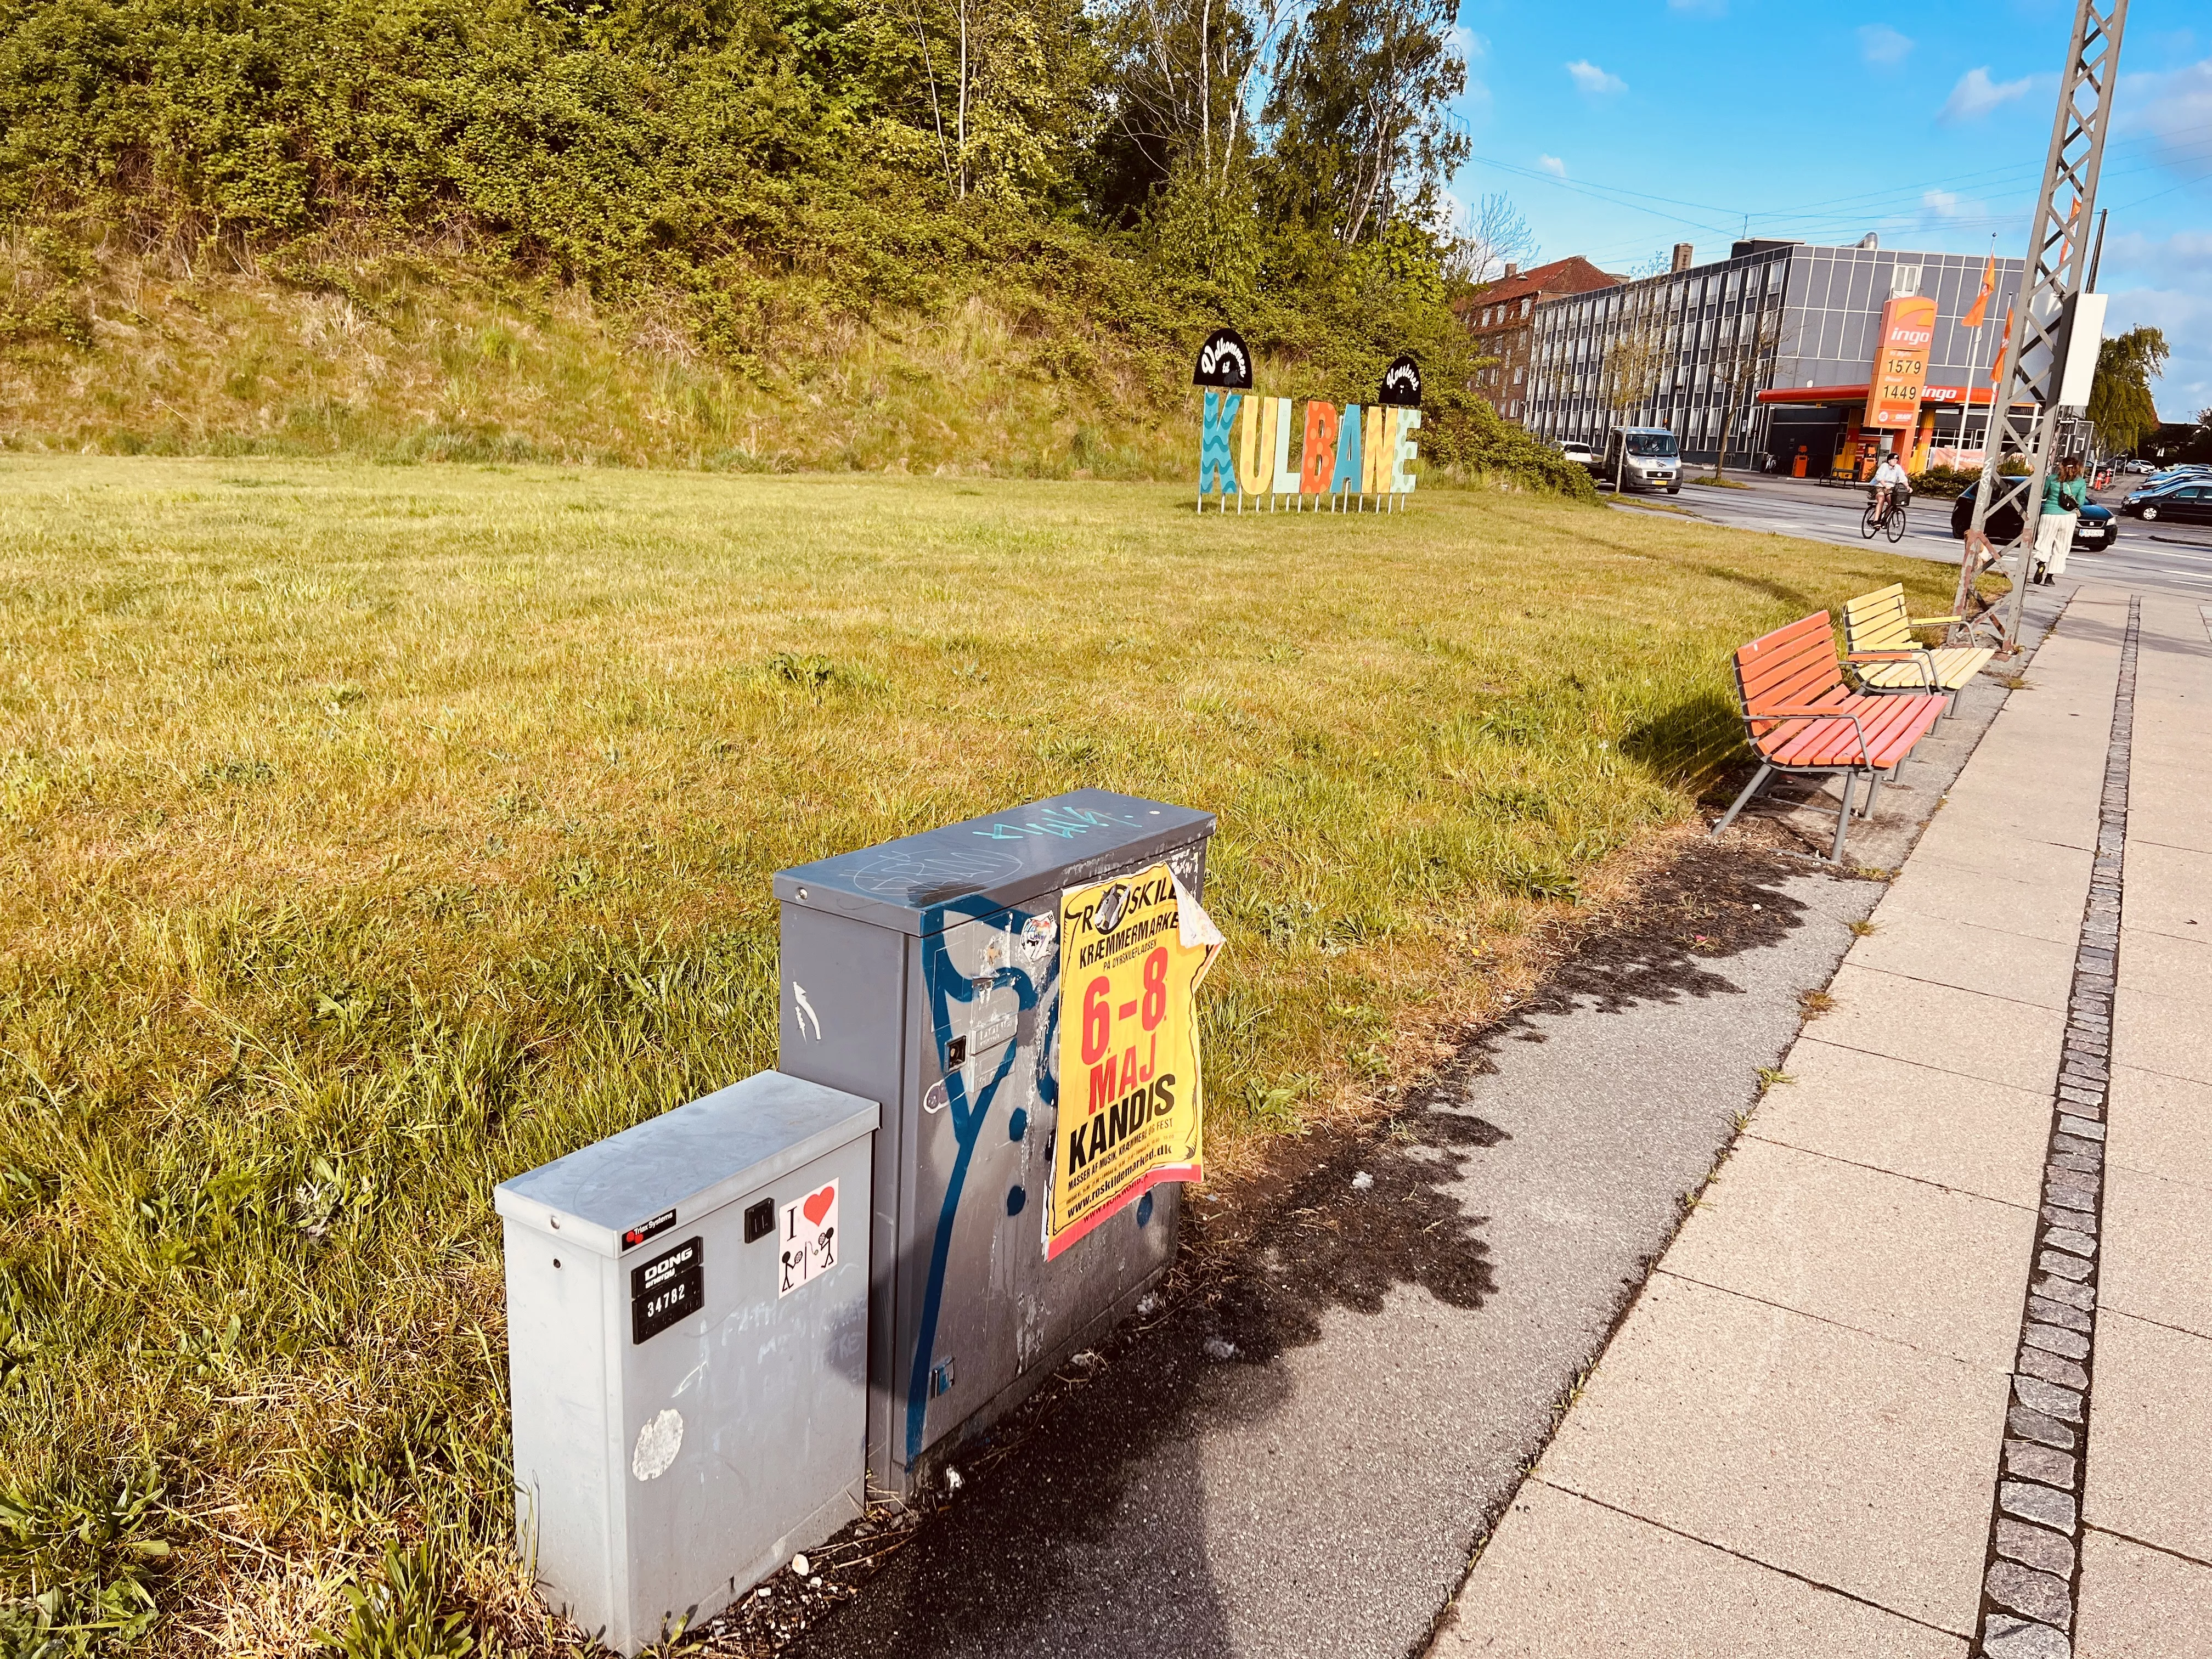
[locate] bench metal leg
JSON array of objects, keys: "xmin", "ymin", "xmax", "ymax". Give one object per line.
[
  {"xmin": 1711, "ymin": 763, "xmax": 1773, "ymax": 837},
  {"xmin": 1829, "ymin": 771, "xmax": 1856, "ymax": 864},
  {"xmin": 1861, "ymin": 770, "xmax": 1880, "ymax": 817}
]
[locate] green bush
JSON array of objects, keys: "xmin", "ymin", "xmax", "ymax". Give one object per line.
[{"xmin": 1908, "ymin": 464, "xmax": 1981, "ymax": 498}]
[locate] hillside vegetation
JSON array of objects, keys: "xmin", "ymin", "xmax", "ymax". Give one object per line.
[{"xmin": 0, "ymin": 0, "xmax": 1590, "ymax": 492}]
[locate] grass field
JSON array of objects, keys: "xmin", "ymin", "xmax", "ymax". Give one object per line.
[{"xmin": 0, "ymin": 457, "xmax": 1959, "ymax": 1655}]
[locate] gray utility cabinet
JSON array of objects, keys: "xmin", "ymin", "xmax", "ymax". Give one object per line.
[
  {"xmin": 495, "ymin": 1072, "xmax": 878, "ymax": 1655},
  {"xmin": 774, "ymin": 788, "xmax": 1214, "ymax": 1493}
]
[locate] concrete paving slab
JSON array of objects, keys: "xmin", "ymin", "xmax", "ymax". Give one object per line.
[
  {"xmin": 2108, "ymin": 1065, "xmax": 2212, "ymax": 1192},
  {"xmin": 2076, "ymin": 1529, "xmax": 2212, "ymax": 1659},
  {"xmin": 1907, "ymin": 820, "xmax": 2098, "ymax": 890},
  {"xmin": 2085, "ymin": 1313, "xmax": 2212, "ymax": 1563},
  {"xmin": 1813, "ymin": 962, "xmax": 2065, "ymax": 1094},
  {"xmin": 1661, "ymin": 1135, "xmax": 2034, "ymax": 1368},
  {"xmin": 1846, "ymin": 909, "xmax": 2077, "ymax": 1009},
  {"xmin": 2120, "ymin": 842, "xmax": 2212, "ymax": 941},
  {"xmin": 1928, "ymin": 792, "xmax": 2100, "ymax": 854},
  {"xmin": 1752, "ymin": 1036, "xmax": 2048, "ymax": 1207},
  {"xmin": 2123, "ymin": 810, "xmax": 2212, "ymax": 859},
  {"xmin": 2113, "ymin": 984, "xmax": 2212, "ymax": 1090},
  {"xmin": 1433, "ymin": 1480, "xmax": 1965, "ymax": 1659},
  {"xmin": 2114, "ymin": 926, "xmax": 2212, "ymax": 997},
  {"xmin": 1539, "ymin": 1272, "xmax": 2004, "ymax": 1637},
  {"xmin": 2100, "ymin": 1164, "xmax": 2212, "ymax": 1341},
  {"xmin": 1881, "ymin": 853, "xmax": 2089, "ymax": 946}
]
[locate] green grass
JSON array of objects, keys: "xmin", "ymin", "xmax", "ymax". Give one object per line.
[{"xmin": 0, "ymin": 457, "xmax": 1958, "ymax": 1653}]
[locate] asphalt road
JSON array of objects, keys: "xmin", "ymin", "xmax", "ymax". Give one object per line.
[{"xmin": 1636, "ymin": 475, "xmax": 2212, "ymax": 602}]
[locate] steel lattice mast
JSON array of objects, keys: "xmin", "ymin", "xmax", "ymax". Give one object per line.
[{"xmin": 1953, "ymin": 0, "xmax": 2129, "ymax": 650}]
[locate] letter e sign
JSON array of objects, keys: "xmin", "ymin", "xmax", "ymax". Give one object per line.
[{"xmin": 778, "ymin": 1180, "xmax": 839, "ymax": 1297}]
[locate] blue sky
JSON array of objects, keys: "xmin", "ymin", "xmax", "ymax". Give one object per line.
[{"xmin": 1444, "ymin": 0, "xmax": 2211, "ymax": 419}]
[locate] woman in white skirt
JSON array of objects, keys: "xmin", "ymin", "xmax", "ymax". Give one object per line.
[{"xmin": 2033, "ymin": 456, "xmax": 2087, "ymax": 585}]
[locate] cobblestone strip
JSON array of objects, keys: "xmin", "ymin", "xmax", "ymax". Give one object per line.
[{"xmin": 1973, "ymin": 596, "xmax": 2140, "ymax": 1659}]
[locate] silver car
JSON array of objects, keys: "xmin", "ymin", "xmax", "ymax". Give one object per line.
[{"xmin": 1599, "ymin": 427, "xmax": 1682, "ymax": 494}]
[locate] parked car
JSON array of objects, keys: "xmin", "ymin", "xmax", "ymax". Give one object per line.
[
  {"xmin": 1950, "ymin": 481, "xmax": 2115, "ymax": 550},
  {"xmin": 1596, "ymin": 426, "xmax": 1682, "ymax": 494},
  {"xmin": 2122, "ymin": 480, "xmax": 2212, "ymax": 523},
  {"xmin": 2124, "ymin": 459, "xmax": 2155, "ymax": 473},
  {"xmin": 2123, "ymin": 476, "xmax": 2204, "ymax": 508},
  {"xmin": 1558, "ymin": 440, "xmax": 1597, "ymax": 469}
]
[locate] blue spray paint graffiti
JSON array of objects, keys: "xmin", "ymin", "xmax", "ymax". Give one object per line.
[
  {"xmin": 969, "ymin": 803, "xmax": 1148, "ymax": 843},
  {"xmin": 903, "ymin": 910, "xmax": 1060, "ymax": 1464}
]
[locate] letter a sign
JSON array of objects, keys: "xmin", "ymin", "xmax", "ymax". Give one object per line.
[{"xmin": 1045, "ymin": 865, "xmax": 1223, "ymax": 1259}]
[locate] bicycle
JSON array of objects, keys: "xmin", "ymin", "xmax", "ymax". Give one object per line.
[{"xmin": 1860, "ymin": 486, "xmax": 1908, "ymax": 543}]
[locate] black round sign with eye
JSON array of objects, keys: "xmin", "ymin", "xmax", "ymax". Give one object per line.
[
  {"xmin": 1378, "ymin": 355, "xmax": 1422, "ymax": 408},
  {"xmin": 1193, "ymin": 328, "xmax": 1253, "ymax": 390}
]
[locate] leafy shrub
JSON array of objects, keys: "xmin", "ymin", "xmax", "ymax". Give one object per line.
[{"xmin": 1908, "ymin": 464, "xmax": 1981, "ymax": 498}]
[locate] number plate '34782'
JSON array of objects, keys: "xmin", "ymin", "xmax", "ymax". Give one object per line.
[{"xmin": 630, "ymin": 1237, "xmax": 703, "ymax": 1344}]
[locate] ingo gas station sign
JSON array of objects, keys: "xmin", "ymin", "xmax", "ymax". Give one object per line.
[{"xmin": 1863, "ymin": 295, "xmax": 1938, "ymax": 434}]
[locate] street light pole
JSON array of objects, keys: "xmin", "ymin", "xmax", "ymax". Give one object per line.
[{"xmin": 1954, "ymin": 0, "xmax": 2129, "ymax": 652}]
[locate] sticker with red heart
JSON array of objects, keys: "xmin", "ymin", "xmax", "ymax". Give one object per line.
[{"xmin": 780, "ymin": 1179, "xmax": 840, "ymax": 1298}]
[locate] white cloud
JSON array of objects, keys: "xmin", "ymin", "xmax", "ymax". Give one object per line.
[
  {"xmin": 1566, "ymin": 60, "xmax": 1627, "ymax": 95},
  {"xmin": 1940, "ymin": 66, "xmax": 2035, "ymax": 123},
  {"xmin": 1922, "ymin": 188, "xmax": 1982, "ymax": 219},
  {"xmin": 1858, "ymin": 24, "xmax": 1912, "ymax": 66},
  {"xmin": 2116, "ymin": 57, "xmax": 2212, "ymax": 168},
  {"xmin": 1448, "ymin": 26, "xmax": 1489, "ymax": 62},
  {"xmin": 1539, "ymin": 154, "xmax": 1568, "ymax": 177}
]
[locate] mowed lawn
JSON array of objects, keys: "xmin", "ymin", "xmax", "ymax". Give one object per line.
[{"xmin": 0, "ymin": 456, "xmax": 1956, "ymax": 1652}]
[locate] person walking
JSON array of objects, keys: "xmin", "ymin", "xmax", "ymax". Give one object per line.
[{"xmin": 2033, "ymin": 455, "xmax": 2087, "ymax": 585}]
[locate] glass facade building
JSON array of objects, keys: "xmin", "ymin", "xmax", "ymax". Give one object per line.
[{"xmin": 1522, "ymin": 240, "xmax": 2027, "ymax": 470}]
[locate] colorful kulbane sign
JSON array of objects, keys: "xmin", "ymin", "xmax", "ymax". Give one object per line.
[
  {"xmin": 1045, "ymin": 865, "xmax": 1223, "ymax": 1260},
  {"xmin": 1195, "ymin": 335, "xmax": 1423, "ymax": 512},
  {"xmin": 1864, "ymin": 295, "xmax": 1938, "ymax": 433}
]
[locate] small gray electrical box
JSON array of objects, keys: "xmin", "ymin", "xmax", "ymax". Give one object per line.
[
  {"xmin": 495, "ymin": 1071, "xmax": 878, "ymax": 1655},
  {"xmin": 774, "ymin": 787, "xmax": 1214, "ymax": 1492}
]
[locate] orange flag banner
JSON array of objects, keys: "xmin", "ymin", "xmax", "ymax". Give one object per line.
[
  {"xmin": 1989, "ymin": 308, "xmax": 2013, "ymax": 385},
  {"xmin": 1962, "ymin": 255, "xmax": 1996, "ymax": 329}
]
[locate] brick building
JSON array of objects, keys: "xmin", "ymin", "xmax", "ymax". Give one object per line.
[{"xmin": 1454, "ymin": 256, "xmax": 1623, "ymax": 423}]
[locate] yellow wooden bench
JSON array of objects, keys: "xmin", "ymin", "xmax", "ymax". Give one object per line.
[{"xmin": 1842, "ymin": 583, "xmax": 1994, "ymax": 713}]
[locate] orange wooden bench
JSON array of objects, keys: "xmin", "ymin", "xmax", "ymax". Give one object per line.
[{"xmin": 1710, "ymin": 612, "xmax": 1949, "ymax": 864}]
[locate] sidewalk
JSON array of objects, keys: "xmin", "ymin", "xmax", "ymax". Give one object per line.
[{"xmin": 1432, "ymin": 589, "xmax": 2212, "ymax": 1658}]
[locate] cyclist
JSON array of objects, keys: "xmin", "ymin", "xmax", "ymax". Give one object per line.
[{"xmin": 1871, "ymin": 452, "xmax": 1910, "ymax": 517}]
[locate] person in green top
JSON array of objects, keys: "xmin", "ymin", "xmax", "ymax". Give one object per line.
[{"xmin": 2033, "ymin": 455, "xmax": 2089, "ymax": 585}]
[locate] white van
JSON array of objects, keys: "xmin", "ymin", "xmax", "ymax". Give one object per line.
[{"xmin": 1599, "ymin": 427, "xmax": 1682, "ymax": 494}]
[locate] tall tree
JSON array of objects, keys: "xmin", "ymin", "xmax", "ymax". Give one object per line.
[
  {"xmin": 2085, "ymin": 325, "xmax": 2166, "ymax": 455},
  {"xmin": 1260, "ymin": 0, "xmax": 1466, "ymax": 244},
  {"xmin": 1093, "ymin": 0, "xmax": 1302, "ymax": 204}
]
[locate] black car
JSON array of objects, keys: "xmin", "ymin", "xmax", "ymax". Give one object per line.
[
  {"xmin": 2122, "ymin": 479, "xmax": 2212, "ymax": 523},
  {"xmin": 1949, "ymin": 481, "xmax": 2115, "ymax": 550}
]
